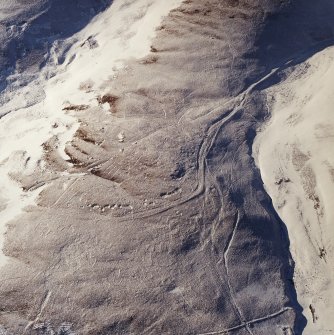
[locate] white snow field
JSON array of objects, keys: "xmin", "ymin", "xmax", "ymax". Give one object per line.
[
  {"xmin": 0, "ymin": 0, "xmax": 182, "ymax": 267},
  {"xmin": 254, "ymin": 46, "xmax": 334, "ymax": 334}
]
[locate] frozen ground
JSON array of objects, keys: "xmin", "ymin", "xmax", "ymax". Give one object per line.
[
  {"xmin": 0, "ymin": 0, "xmax": 333, "ymax": 334},
  {"xmin": 254, "ymin": 46, "xmax": 334, "ymax": 334},
  {"xmin": 0, "ymin": 0, "xmax": 182, "ymax": 265}
]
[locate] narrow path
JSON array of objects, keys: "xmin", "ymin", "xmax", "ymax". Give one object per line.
[
  {"xmin": 132, "ymin": 65, "xmax": 283, "ymax": 220},
  {"xmin": 197, "ymin": 307, "xmax": 293, "ymax": 335},
  {"xmin": 129, "ymin": 37, "xmax": 334, "ymax": 221},
  {"xmin": 24, "ymin": 290, "xmax": 52, "ymax": 332}
]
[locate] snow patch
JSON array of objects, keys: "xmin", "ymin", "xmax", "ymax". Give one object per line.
[
  {"xmin": 254, "ymin": 46, "xmax": 334, "ymax": 334},
  {"xmin": 0, "ymin": 0, "xmax": 182, "ymax": 267}
]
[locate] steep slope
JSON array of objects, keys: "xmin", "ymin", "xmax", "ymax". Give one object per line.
[
  {"xmin": 0, "ymin": 0, "xmax": 182, "ymax": 266},
  {"xmin": 0, "ymin": 0, "xmax": 112, "ymax": 94},
  {"xmin": 254, "ymin": 47, "xmax": 334, "ymax": 334},
  {"xmin": 0, "ymin": 0, "xmax": 333, "ymax": 334}
]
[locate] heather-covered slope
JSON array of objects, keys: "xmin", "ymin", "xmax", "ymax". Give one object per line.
[{"xmin": 0, "ymin": 1, "xmax": 333, "ymax": 334}]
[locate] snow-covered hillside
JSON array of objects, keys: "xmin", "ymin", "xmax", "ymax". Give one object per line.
[
  {"xmin": 0, "ymin": 0, "xmax": 182, "ymax": 266},
  {"xmin": 254, "ymin": 46, "xmax": 334, "ymax": 334},
  {"xmin": 1, "ymin": 0, "xmax": 334, "ymax": 334}
]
